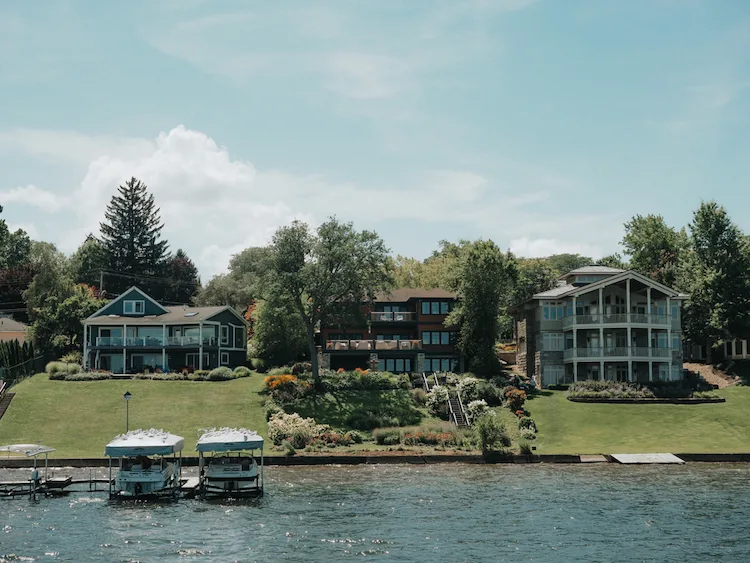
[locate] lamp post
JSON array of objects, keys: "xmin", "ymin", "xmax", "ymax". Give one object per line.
[{"xmin": 124, "ymin": 391, "xmax": 132, "ymax": 432}]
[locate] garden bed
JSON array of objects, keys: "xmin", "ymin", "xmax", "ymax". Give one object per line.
[{"xmin": 567, "ymin": 397, "xmax": 726, "ymax": 404}]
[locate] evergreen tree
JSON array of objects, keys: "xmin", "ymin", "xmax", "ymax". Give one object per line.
[
  {"xmin": 99, "ymin": 177, "xmax": 169, "ymax": 295},
  {"xmin": 163, "ymin": 249, "xmax": 201, "ymax": 304}
]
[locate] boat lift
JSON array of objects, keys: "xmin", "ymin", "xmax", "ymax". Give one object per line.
[
  {"xmin": 0, "ymin": 444, "xmax": 72, "ymax": 498},
  {"xmin": 195, "ymin": 427, "xmax": 264, "ymax": 499}
]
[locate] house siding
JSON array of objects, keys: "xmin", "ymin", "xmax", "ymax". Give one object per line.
[{"xmin": 95, "ymin": 288, "xmax": 166, "ymax": 317}]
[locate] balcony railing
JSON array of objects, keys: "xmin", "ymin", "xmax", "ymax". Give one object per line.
[
  {"xmin": 325, "ymin": 339, "xmax": 422, "ymax": 351},
  {"xmin": 562, "ymin": 313, "xmax": 673, "ymax": 328},
  {"xmin": 563, "ymin": 346, "xmax": 677, "ymax": 360},
  {"xmin": 95, "ymin": 336, "xmax": 217, "ymax": 347},
  {"xmin": 370, "ymin": 311, "xmax": 416, "ymax": 322}
]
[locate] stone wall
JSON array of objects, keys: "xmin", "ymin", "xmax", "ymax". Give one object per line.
[{"xmin": 516, "ymin": 319, "xmax": 528, "ymax": 376}]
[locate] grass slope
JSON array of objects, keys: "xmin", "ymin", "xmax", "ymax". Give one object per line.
[
  {"xmin": 528, "ymin": 387, "xmax": 750, "ymax": 454},
  {"xmin": 0, "ymin": 374, "xmax": 268, "ymax": 458}
]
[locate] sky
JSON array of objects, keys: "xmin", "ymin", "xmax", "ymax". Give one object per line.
[{"xmin": 1, "ymin": 0, "xmax": 749, "ymax": 280}]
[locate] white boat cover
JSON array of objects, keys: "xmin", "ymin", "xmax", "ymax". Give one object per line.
[
  {"xmin": 105, "ymin": 429, "xmax": 184, "ymax": 457},
  {"xmin": 0, "ymin": 444, "xmax": 56, "ymax": 457},
  {"xmin": 196, "ymin": 427, "xmax": 264, "ymax": 452}
]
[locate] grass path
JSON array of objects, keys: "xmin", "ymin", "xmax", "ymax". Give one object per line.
[
  {"xmin": 0, "ymin": 374, "xmax": 268, "ymax": 458},
  {"xmin": 527, "ymin": 386, "xmax": 750, "ymax": 454}
]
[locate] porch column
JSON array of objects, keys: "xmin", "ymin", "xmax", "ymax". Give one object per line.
[
  {"xmin": 598, "ymin": 287, "xmax": 604, "ymax": 362},
  {"xmin": 600, "ymin": 359, "xmax": 605, "ymax": 381},
  {"xmin": 199, "ymin": 322, "xmax": 204, "ymax": 370},
  {"xmin": 162, "ymin": 324, "xmax": 167, "ymax": 371},
  {"xmin": 647, "ymin": 288, "xmax": 652, "ymax": 348},
  {"xmin": 573, "ymin": 360, "xmax": 578, "ymax": 382},
  {"xmin": 626, "ymin": 278, "xmax": 632, "ymax": 359},
  {"xmin": 628, "ymin": 359, "xmax": 633, "ymax": 382},
  {"xmin": 83, "ymin": 324, "xmax": 88, "ymax": 370},
  {"xmin": 666, "ymin": 297, "xmax": 672, "ymax": 380},
  {"xmin": 123, "ymin": 324, "xmax": 127, "ymax": 374},
  {"xmin": 648, "ymin": 360, "xmax": 653, "ymax": 382}
]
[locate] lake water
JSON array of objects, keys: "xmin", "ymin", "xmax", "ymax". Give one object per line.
[{"xmin": 1, "ymin": 463, "xmax": 750, "ymax": 562}]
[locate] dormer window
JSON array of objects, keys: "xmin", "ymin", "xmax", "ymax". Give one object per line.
[{"xmin": 123, "ymin": 300, "xmax": 145, "ymax": 315}]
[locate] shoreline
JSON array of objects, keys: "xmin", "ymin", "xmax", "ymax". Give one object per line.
[{"xmin": 2, "ymin": 452, "xmax": 750, "ymax": 468}]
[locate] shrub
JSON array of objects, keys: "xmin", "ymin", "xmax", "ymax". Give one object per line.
[
  {"xmin": 411, "ymin": 388, "xmax": 427, "ymax": 406},
  {"xmin": 250, "ymin": 358, "xmax": 268, "ymax": 373},
  {"xmin": 519, "ymin": 428, "xmax": 537, "ymax": 440},
  {"xmin": 267, "ymin": 366, "xmax": 293, "ymax": 377},
  {"xmin": 134, "ymin": 373, "xmax": 153, "ymax": 380},
  {"xmin": 518, "ymin": 416, "xmax": 537, "ymax": 432},
  {"xmin": 692, "ymin": 391, "xmax": 719, "ymax": 399},
  {"xmin": 291, "ymin": 362, "xmax": 312, "ymax": 376},
  {"xmin": 151, "ymin": 373, "xmax": 184, "ymax": 381},
  {"xmin": 63, "ymin": 372, "xmax": 110, "ymax": 381},
  {"xmin": 264, "ymin": 400, "xmax": 284, "ymax": 421},
  {"xmin": 457, "ymin": 377, "xmax": 481, "ymax": 401},
  {"xmin": 233, "ymin": 366, "xmax": 252, "ymax": 378},
  {"xmin": 208, "ymin": 367, "xmax": 235, "ymax": 381},
  {"xmin": 317, "ymin": 431, "xmax": 352, "ymax": 447},
  {"xmin": 403, "ymin": 431, "xmax": 458, "ymax": 446},
  {"xmin": 466, "ymin": 399, "xmax": 489, "ymax": 422},
  {"xmin": 519, "ymin": 442, "xmax": 533, "ymax": 455},
  {"xmin": 345, "ymin": 411, "xmax": 400, "ymax": 430},
  {"xmin": 503, "ymin": 388, "xmax": 527, "ymax": 412},
  {"xmin": 426, "ymin": 385, "xmax": 450, "ymax": 417},
  {"xmin": 567, "ymin": 381, "xmax": 656, "ymax": 399},
  {"xmin": 60, "ymin": 351, "xmax": 82, "ymax": 364},
  {"xmin": 476, "ymin": 381, "xmax": 503, "ymax": 406},
  {"xmin": 282, "ymin": 440, "xmax": 296, "ymax": 457},
  {"xmin": 474, "ymin": 412, "xmax": 511, "ymax": 456},
  {"xmin": 46, "ymin": 361, "xmax": 75, "ymax": 375},
  {"xmin": 268, "ymin": 412, "xmax": 326, "ymax": 448},
  {"xmin": 48, "ymin": 371, "xmax": 67, "ymax": 381},
  {"xmin": 344, "ymin": 430, "xmax": 363, "ymax": 444},
  {"xmin": 374, "ymin": 428, "xmax": 402, "ymax": 446}
]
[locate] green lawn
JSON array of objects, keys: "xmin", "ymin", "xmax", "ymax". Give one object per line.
[
  {"xmin": 0, "ymin": 374, "xmax": 268, "ymax": 458},
  {"xmin": 527, "ymin": 386, "xmax": 750, "ymax": 454}
]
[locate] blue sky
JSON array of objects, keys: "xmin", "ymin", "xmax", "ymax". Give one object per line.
[{"xmin": 1, "ymin": 0, "xmax": 749, "ymax": 279}]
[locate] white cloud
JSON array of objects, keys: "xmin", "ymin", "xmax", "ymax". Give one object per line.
[
  {"xmin": 324, "ymin": 52, "xmax": 415, "ymax": 99},
  {"xmin": 0, "ymin": 185, "xmax": 65, "ymax": 212},
  {"xmin": 509, "ymin": 237, "xmax": 604, "ymax": 260}
]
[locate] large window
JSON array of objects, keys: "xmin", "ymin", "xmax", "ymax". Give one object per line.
[
  {"xmin": 543, "ymin": 365, "xmax": 565, "ymax": 385},
  {"xmin": 422, "ymin": 331, "xmax": 456, "ymax": 345},
  {"xmin": 421, "ymin": 301, "xmax": 452, "ymax": 315},
  {"xmin": 123, "ymin": 300, "xmax": 145, "ymax": 315},
  {"xmin": 425, "ymin": 357, "xmax": 458, "ymax": 373},
  {"xmin": 378, "ymin": 358, "xmax": 412, "ymax": 373},
  {"xmin": 542, "ymin": 333, "xmax": 564, "ymax": 351},
  {"xmin": 221, "ymin": 325, "xmax": 229, "ymax": 345},
  {"xmin": 542, "ymin": 301, "xmax": 564, "ymax": 321}
]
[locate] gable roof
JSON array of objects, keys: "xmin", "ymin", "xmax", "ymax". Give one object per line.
[
  {"xmin": 88, "ymin": 286, "xmax": 170, "ymax": 319},
  {"xmin": 374, "ymin": 287, "xmax": 458, "ymax": 303},
  {"xmin": 0, "ymin": 317, "xmax": 27, "ymax": 332},
  {"xmin": 563, "ymin": 265, "xmax": 626, "ymax": 276},
  {"xmin": 534, "ymin": 270, "xmax": 688, "ymax": 300}
]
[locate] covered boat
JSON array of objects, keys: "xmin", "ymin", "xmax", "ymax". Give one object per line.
[
  {"xmin": 105, "ymin": 429, "xmax": 184, "ymax": 499},
  {"xmin": 196, "ymin": 428, "xmax": 264, "ymax": 498},
  {"xmin": 0, "ymin": 444, "xmax": 70, "ymax": 497}
]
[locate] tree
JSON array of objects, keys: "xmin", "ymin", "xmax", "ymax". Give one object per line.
[
  {"xmin": 69, "ymin": 235, "xmax": 108, "ymax": 289},
  {"xmin": 0, "ymin": 205, "xmax": 34, "ymax": 322},
  {"xmin": 196, "ymin": 247, "xmax": 272, "ymax": 311},
  {"xmin": 679, "ymin": 201, "xmax": 750, "ymax": 360},
  {"xmin": 544, "ymin": 253, "xmax": 592, "ymax": 276},
  {"xmin": 622, "ymin": 214, "xmax": 686, "ymax": 287},
  {"xmin": 249, "ymin": 291, "xmax": 308, "ymax": 366},
  {"xmin": 421, "ymin": 239, "xmax": 474, "ymax": 290},
  {"xmin": 99, "ymin": 177, "xmax": 170, "ymax": 295},
  {"xmin": 163, "ymin": 249, "xmax": 200, "ymax": 304},
  {"xmin": 447, "ymin": 240, "xmax": 516, "ymax": 374},
  {"xmin": 269, "ymin": 218, "xmax": 392, "ymax": 385},
  {"xmin": 512, "ymin": 258, "xmax": 557, "ymax": 304},
  {"xmin": 391, "ymin": 255, "xmax": 425, "ymax": 288},
  {"xmin": 598, "ymin": 253, "xmax": 629, "ymax": 270}
]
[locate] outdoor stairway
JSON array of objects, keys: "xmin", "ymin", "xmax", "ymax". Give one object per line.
[
  {"xmin": 0, "ymin": 392, "xmax": 15, "ymax": 421},
  {"xmin": 448, "ymin": 394, "xmax": 469, "ymax": 428}
]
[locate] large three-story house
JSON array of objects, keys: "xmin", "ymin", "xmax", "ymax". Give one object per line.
[
  {"xmin": 82, "ymin": 287, "xmax": 248, "ymax": 373},
  {"xmin": 511, "ymin": 266, "xmax": 689, "ymax": 387},
  {"xmin": 318, "ymin": 288, "xmax": 463, "ymax": 374}
]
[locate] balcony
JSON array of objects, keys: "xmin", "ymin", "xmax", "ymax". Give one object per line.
[
  {"xmin": 325, "ymin": 339, "xmax": 422, "ymax": 352},
  {"xmin": 563, "ymin": 346, "xmax": 676, "ymax": 361},
  {"xmin": 562, "ymin": 313, "xmax": 673, "ymax": 329},
  {"xmin": 95, "ymin": 336, "xmax": 217, "ymax": 347},
  {"xmin": 370, "ymin": 311, "xmax": 416, "ymax": 323}
]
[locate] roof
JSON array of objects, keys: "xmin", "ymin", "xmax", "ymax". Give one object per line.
[
  {"xmin": 563, "ymin": 266, "xmax": 626, "ymax": 276},
  {"xmin": 84, "ymin": 305, "xmax": 241, "ymax": 326},
  {"xmin": 0, "ymin": 317, "xmax": 27, "ymax": 332},
  {"xmin": 532, "ymin": 270, "xmax": 688, "ymax": 301},
  {"xmin": 0, "ymin": 444, "xmax": 55, "ymax": 457},
  {"xmin": 374, "ymin": 287, "xmax": 458, "ymax": 303},
  {"xmin": 105, "ymin": 429, "xmax": 184, "ymax": 457},
  {"xmin": 533, "ymin": 284, "xmax": 577, "ymax": 298},
  {"xmin": 196, "ymin": 427, "xmax": 264, "ymax": 452}
]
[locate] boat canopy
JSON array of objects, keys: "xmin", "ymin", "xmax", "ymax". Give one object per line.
[
  {"xmin": 196, "ymin": 427, "xmax": 264, "ymax": 453},
  {"xmin": 0, "ymin": 444, "xmax": 56, "ymax": 458},
  {"xmin": 105, "ymin": 429, "xmax": 184, "ymax": 457}
]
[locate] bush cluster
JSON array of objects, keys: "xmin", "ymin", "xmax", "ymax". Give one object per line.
[
  {"xmin": 373, "ymin": 427, "xmax": 402, "ymax": 445},
  {"xmin": 517, "ymin": 416, "xmax": 537, "ymax": 433},
  {"xmin": 51, "ymin": 372, "xmax": 110, "ymax": 382},
  {"xmin": 503, "ymin": 388, "xmax": 527, "ymax": 412},
  {"xmin": 568, "ymin": 381, "xmax": 656, "ymax": 399},
  {"xmin": 321, "ymin": 369, "xmax": 410, "ymax": 392},
  {"xmin": 474, "ymin": 412, "xmax": 511, "ymax": 455},
  {"xmin": 46, "ymin": 362, "xmax": 82, "ymax": 376},
  {"xmin": 268, "ymin": 412, "xmax": 327, "ymax": 448},
  {"xmin": 466, "ymin": 399, "xmax": 489, "ymax": 422},
  {"xmin": 426, "ymin": 385, "xmax": 450, "ymax": 417}
]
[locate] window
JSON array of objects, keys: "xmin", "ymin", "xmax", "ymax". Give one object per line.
[
  {"xmin": 440, "ymin": 302, "xmax": 449, "ymax": 315},
  {"xmin": 123, "ymin": 300, "xmax": 145, "ymax": 315},
  {"xmin": 440, "ymin": 332, "xmax": 450, "ymax": 345},
  {"xmin": 422, "ymin": 331, "xmax": 456, "ymax": 345},
  {"xmin": 672, "ymin": 335, "xmax": 681, "ymax": 351},
  {"xmin": 738, "ymin": 341, "xmax": 746, "ymax": 356},
  {"xmin": 542, "ymin": 301, "xmax": 564, "ymax": 321},
  {"xmin": 220, "ymin": 352, "xmax": 230, "ymax": 365},
  {"xmin": 377, "ymin": 359, "xmax": 385, "ymax": 371},
  {"xmin": 221, "ymin": 326, "xmax": 229, "ymax": 345},
  {"xmin": 422, "ymin": 301, "xmax": 451, "ymax": 315},
  {"xmin": 431, "ymin": 302, "xmax": 440, "ymax": 315},
  {"xmin": 421, "ymin": 301, "xmax": 430, "ymax": 315},
  {"xmin": 542, "ymin": 333, "xmax": 564, "ymax": 351},
  {"xmin": 395, "ymin": 359, "xmax": 404, "ymax": 372},
  {"xmin": 543, "ymin": 365, "xmax": 565, "ymax": 385}
]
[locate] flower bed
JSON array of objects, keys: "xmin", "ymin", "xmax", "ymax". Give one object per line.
[{"xmin": 567, "ymin": 380, "xmax": 723, "ymax": 402}]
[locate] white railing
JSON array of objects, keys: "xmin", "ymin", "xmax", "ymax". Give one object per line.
[
  {"xmin": 96, "ymin": 336, "xmax": 217, "ymax": 347},
  {"xmin": 562, "ymin": 314, "xmax": 673, "ymax": 328},
  {"xmin": 370, "ymin": 311, "xmax": 416, "ymax": 322},
  {"xmin": 325, "ymin": 339, "xmax": 422, "ymax": 351},
  {"xmin": 563, "ymin": 346, "xmax": 675, "ymax": 360}
]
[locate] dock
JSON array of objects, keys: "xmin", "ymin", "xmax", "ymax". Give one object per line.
[
  {"xmin": 610, "ymin": 453, "xmax": 685, "ymax": 464},
  {"xmin": 180, "ymin": 477, "xmax": 200, "ymax": 498}
]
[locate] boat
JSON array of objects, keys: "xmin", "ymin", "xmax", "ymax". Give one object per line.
[
  {"xmin": 105, "ymin": 429, "xmax": 184, "ymax": 500},
  {"xmin": 0, "ymin": 444, "xmax": 71, "ymax": 498},
  {"xmin": 196, "ymin": 427, "xmax": 264, "ymax": 498}
]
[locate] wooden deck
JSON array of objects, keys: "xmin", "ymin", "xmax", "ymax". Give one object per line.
[{"xmin": 610, "ymin": 453, "xmax": 685, "ymax": 464}]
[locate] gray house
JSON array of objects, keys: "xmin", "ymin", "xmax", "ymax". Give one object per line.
[
  {"xmin": 510, "ymin": 266, "xmax": 689, "ymax": 387},
  {"xmin": 82, "ymin": 287, "xmax": 247, "ymax": 373}
]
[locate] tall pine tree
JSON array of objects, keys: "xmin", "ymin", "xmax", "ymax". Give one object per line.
[
  {"xmin": 99, "ymin": 177, "xmax": 170, "ymax": 297},
  {"xmin": 163, "ymin": 248, "xmax": 200, "ymax": 304}
]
